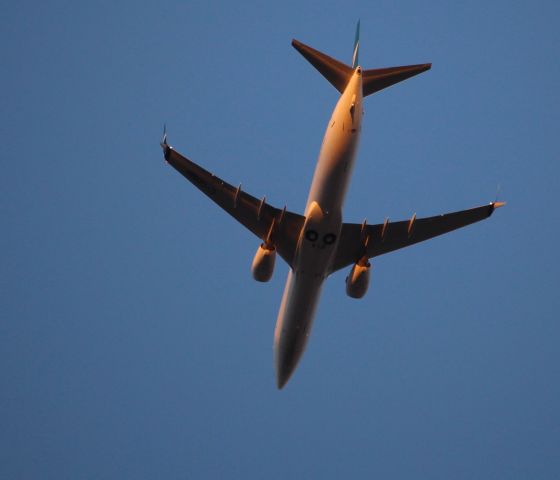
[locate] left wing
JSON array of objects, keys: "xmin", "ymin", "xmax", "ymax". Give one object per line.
[
  {"xmin": 331, "ymin": 202, "xmax": 505, "ymax": 273},
  {"xmin": 162, "ymin": 140, "xmax": 305, "ymax": 268}
]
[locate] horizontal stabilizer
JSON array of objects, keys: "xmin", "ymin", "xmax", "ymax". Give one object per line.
[
  {"xmin": 292, "ymin": 39, "xmax": 353, "ymax": 93},
  {"xmin": 292, "ymin": 38, "xmax": 431, "ymax": 97},
  {"xmin": 362, "ymin": 63, "xmax": 431, "ymax": 97}
]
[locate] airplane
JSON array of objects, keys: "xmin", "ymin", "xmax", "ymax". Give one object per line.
[{"xmin": 160, "ymin": 23, "xmax": 504, "ymax": 389}]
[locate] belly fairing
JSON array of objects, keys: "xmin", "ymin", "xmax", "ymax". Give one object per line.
[{"xmin": 273, "ymin": 202, "xmax": 340, "ymax": 388}]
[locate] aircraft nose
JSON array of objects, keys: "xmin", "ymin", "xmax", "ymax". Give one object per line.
[
  {"xmin": 275, "ymin": 360, "xmax": 294, "ymax": 389},
  {"xmin": 276, "ymin": 364, "xmax": 293, "ymax": 390},
  {"xmin": 274, "ymin": 340, "xmax": 302, "ymax": 389}
]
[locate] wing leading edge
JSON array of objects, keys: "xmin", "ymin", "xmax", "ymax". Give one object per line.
[
  {"xmin": 331, "ymin": 202, "xmax": 505, "ymax": 273},
  {"xmin": 161, "ymin": 141, "xmax": 305, "ymax": 268}
]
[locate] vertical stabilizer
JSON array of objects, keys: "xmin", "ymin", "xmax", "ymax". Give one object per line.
[{"xmin": 352, "ymin": 20, "xmax": 360, "ymax": 68}]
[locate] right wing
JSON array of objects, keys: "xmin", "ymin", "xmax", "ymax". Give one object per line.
[
  {"xmin": 331, "ymin": 202, "xmax": 505, "ymax": 273},
  {"xmin": 162, "ymin": 140, "xmax": 305, "ymax": 268}
]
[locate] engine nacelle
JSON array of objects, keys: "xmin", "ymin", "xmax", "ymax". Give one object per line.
[
  {"xmin": 345, "ymin": 260, "xmax": 371, "ymax": 299},
  {"xmin": 251, "ymin": 244, "xmax": 276, "ymax": 282}
]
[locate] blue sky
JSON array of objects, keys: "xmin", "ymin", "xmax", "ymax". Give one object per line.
[{"xmin": 2, "ymin": 1, "xmax": 559, "ymax": 478}]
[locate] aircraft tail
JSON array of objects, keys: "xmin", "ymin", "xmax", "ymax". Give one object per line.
[
  {"xmin": 352, "ymin": 20, "xmax": 360, "ymax": 68},
  {"xmin": 292, "ymin": 23, "xmax": 431, "ymax": 97}
]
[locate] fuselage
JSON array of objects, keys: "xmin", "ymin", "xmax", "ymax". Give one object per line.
[{"xmin": 274, "ymin": 68, "xmax": 364, "ymax": 388}]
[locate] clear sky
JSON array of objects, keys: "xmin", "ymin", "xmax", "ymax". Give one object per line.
[{"xmin": 2, "ymin": 1, "xmax": 559, "ymax": 478}]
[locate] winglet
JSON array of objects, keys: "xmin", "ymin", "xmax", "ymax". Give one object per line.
[
  {"xmin": 490, "ymin": 200, "xmax": 506, "ymax": 216},
  {"xmin": 161, "ymin": 124, "xmax": 168, "ymax": 147},
  {"xmin": 160, "ymin": 124, "xmax": 171, "ymax": 161}
]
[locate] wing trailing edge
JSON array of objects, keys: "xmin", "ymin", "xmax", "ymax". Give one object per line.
[
  {"xmin": 162, "ymin": 141, "xmax": 305, "ymax": 269},
  {"xmin": 331, "ymin": 202, "xmax": 505, "ymax": 273}
]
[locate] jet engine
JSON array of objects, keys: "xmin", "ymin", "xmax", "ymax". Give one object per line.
[
  {"xmin": 345, "ymin": 258, "xmax": 371, "ymax": 298},
  {"xmin": 251, "ymin": 243, "xmax": 276, "ymax": 282}
]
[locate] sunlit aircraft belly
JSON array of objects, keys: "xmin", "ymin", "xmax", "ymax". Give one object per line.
[{"xmin": 274, "ymin": 70, "xmax": 363, "ymax": 388}]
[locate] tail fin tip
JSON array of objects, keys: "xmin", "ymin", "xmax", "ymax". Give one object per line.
[{"xmin": 352, "ymin": 20, "xmax": 361, "ymax": 68}]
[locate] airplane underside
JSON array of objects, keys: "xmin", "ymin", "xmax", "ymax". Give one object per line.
[
  {"xmin": 274, "ymin": 270, "xmax": 324, "ymax": 388},
  {"xmin": 161, "ymin": 24, "xmax": 504, "ymax": 389}
]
